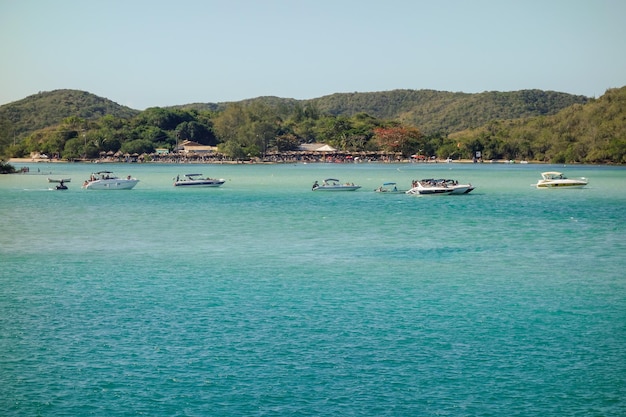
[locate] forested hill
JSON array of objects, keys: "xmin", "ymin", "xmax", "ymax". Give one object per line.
[
  {"xmin": 450, "ymin": 86, "xmax": 626, "ymax": 163},
  {"xmin": 307, "ymin": 89, "xmax": 590, "ymax": 135},
  {"xmin": 176, "ymin": 89, "xmax": 590, "ymax": 135},
  {"xmin": 0, "ymin": 88, "xmax": 589, "ymax": 140},
  {"xmin": 0, "ymin": 90, "xmax": 139, "ymax": 139}
]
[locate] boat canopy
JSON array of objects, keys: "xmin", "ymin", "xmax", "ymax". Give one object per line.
[
  {"xmin": 383, "ymin": 182, "xmax": 396, "ymax": 186},
  {"xmin": 185, "ymin": 174, "xmax": 203, "ymax": 177},
  {"xmin": 324, "ymin": 178, "xmax": 340, "ymax": 182},
  {"xmin": 541, "ymin": 172, "xmax": 565, "ymax": 179}
]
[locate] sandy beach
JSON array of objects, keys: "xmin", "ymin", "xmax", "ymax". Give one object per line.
[{"xmin": 9, "ymin": 157, "xmax": 541, "ymax": 165}]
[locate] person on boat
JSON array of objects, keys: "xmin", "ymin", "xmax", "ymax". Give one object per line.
[{"xmin": 312, "ymin": 181, "xmax": 319, "ymax": 190}]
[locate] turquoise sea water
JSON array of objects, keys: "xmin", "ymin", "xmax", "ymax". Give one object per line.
[{"xmin": 1, "ymin": 162, "xmax": 625, "ymax": 416}]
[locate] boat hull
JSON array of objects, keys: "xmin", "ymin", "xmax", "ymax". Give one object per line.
[
  {"xmin": 407, "ymin": 187, "xmax": 455, "ymax": 195},
  {"xmin": 174, "ymin": 180, "xmax": 225, "ymax": 187},
  {"xmin": 536, "ymin": 181, "xmax": 587, "ymax": 189},
  {"xmin": 83, "ymin": 179, "xmax": 139, "ymax": 190},
  {"xmin": 448, "ymin": 184, "xmax": 475, "ymax": 194},
  {"xmin": 407, "ymin": 185, "xmax": 468, "ymax": 195},
  {"xmin": 313, "ymin": 185, "xmax": 361, "ymax": 191},
  {"xmin": 407, "ymin": 179, "xmax": 474, "ymax": 195}
]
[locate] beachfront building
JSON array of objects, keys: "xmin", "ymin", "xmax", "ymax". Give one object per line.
[
  {"xmin": 298, "ymin": 143, "xmax": 337, "ymax": 153},
  {"xmin": 176, "ymin": 140, "xmax": 218, "ymax": 155}
]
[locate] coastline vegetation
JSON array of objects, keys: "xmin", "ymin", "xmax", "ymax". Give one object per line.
[
  {"xmin": 0, "ymin": 86, "xmax": 624, "ymax": 165},
  {"xmin": 0, "ymin": 160, "xmax": 16, "ymax": 174}
]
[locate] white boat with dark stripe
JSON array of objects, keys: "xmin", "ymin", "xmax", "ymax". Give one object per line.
[
  {"xmin": 83, "ymin": 171, "xmax": 139, "ymax": 190},
  {"xmin": 406, "ymin": 179, "xmax": 475, "ymax": 195},
  {"xmin": 535, "ymin": 172, "xmax": 588, "ymax": 189},
  {"xmin": 312, "ymin": 178, "xmax": 361, "ymax": 191},
  {"xmin": 174, "ymin": 174, "xmax": 225, "ymax": 187}
]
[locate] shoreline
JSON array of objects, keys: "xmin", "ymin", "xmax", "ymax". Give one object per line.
[{"xmin": 8, "ymin": 157, "xmax": 551, "ymax": 165}]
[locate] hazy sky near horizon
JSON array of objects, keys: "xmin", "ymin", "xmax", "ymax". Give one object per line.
[{"xmin": 1, "ymin": 0, "xmax": 624, "ymax": 110}]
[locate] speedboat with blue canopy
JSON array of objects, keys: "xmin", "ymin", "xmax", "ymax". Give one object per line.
[
  {"xmin": 312, "ymin": 178, "xmax": 361, "ymax": 191},
  {"xmin": 375, "ymin": 182, "xmax": 405, "ymax": 193}
]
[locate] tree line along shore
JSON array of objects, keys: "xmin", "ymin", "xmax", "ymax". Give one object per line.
[{"xmin": 1, "ymin": 87, "xmax": 624, "ymax": 166}]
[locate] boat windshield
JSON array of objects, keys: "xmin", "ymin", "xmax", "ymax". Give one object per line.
[
  {"xmin": 542, "ymin": 172, "xmax": 565, "ymax": 180},
  {"xmin": 91, "ymin": 171, "xmax": 116, "ymax": 180}
]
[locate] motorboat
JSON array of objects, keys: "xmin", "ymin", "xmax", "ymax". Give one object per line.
[
  {"xmin": 442, "ymin": 179, "xmax": 475, "ymax": 194},
  {"xmin": 174, "ymin": 173, "xmax": 225, "ymax": 187},
  {"xmin": 48, "ymin": 178, "xmax": 68, "ymax": 190},
  {"xmin": 406, "ymin": 179, "xmax": 454, "ymax": 195},
  {"xmin": 375, "ymin": 182, "xmax": 405, "ymax": 193},
  {"xmin": 82, "ymin": 171, "xmax": 139, "ymax": 190},
  {"xmin": 312, "ymin": 178, "xmax": 361, "ymax": 191},
  {"xmin": 535, "ymin": 171, "xmax": 588, "ymax": 189},
  {"xmin": 406, "ymin": 179, "xmax": 474, "ymax": 195}
]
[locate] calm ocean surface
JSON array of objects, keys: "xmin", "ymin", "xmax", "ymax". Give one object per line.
[{"xmin": 1, "ymin": 162, "xmax": 625, "ymax": 416}]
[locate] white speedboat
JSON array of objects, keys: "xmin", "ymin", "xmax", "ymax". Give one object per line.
[
  {"xmin": 312, "ymin": 178, "xmax": 361, "ymax": 191},
  {"xmin": 174, "ymin": 174, "xmax": 225, "ymax": 187},
  {"xmin": 82, "ymin": 171, "xmax": 139, "ymax": 190},
  {"xmin": 406, "ymin": 179, "xmax": 474, "ymax": 195},
  {"xmin": 442, "ymin": 179, "xmax": 475, "ymax": 194},
  {"xmin": 535, "ymin": 172, "xmax": 588, "ymax": 189}
]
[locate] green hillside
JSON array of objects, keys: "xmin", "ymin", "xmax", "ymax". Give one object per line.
[
  {"xmin": 0, "ymin": 89, "xmax": 139, "ymax": 139},
  {"xmin": 2, "ymin": 88, "xmax": 587, "ymax": 141},
  {"xmin": 168, "ymin": 89, "xmax": 589, "ymax": 136},
  {"xmin": 451, "ymin": 86, "xmax": 626, "ymax": 163},
  {"xmin": 305, "ymin": 89, "xmax": 589, "ymax": 135},
  {"xmin": 2, "ymin": 87, "xmax": 624, "ymax": 164}
]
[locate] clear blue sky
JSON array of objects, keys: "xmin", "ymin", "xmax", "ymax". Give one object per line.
[{"xmin": 1, "ymin": 0, "xmax": 624, "ymax": 110}]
